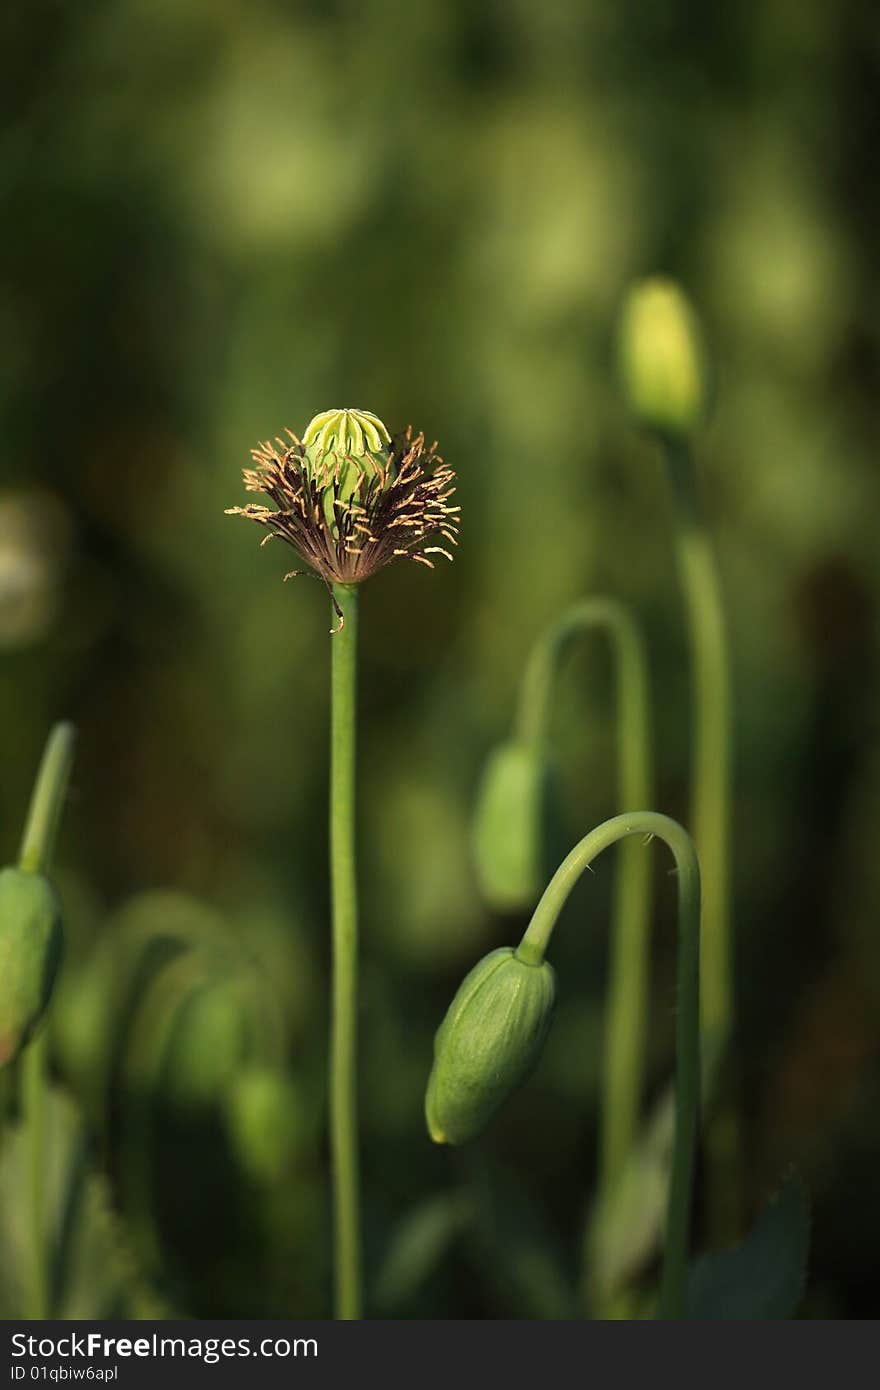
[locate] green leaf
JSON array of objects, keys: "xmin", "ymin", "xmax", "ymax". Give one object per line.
[
  {"xmin": 585, "ymin": 1086, "xmax": 674, "ymax": 1304},
  {"xmin": 372, "ymin": 1192, "xmax": 473, "ymax": 1313},
  {"xmin": 468, "ymin": 1160, "xmax": 577, "ymax": 1320},
  {"xmin": 0, "ymin": 1084, "xmax": 170, "ymax": 1317},
  {"xmin": 686, "ymin": 1175, "xmax": 810, "ymax": 1320},
  {"xmin": 585, "ymin": 1038, "xmax": 728, "ymax": 1311}
]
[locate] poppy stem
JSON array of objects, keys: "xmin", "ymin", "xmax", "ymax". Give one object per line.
[
  {"xmin": 517, "ymin": 812, "xmax": 701, "ymax": 1319},
  {"xmin": 663, "ymin": 437, "xmax": 740, "ymax": 1242},
  {"xmin": 329, "ymin": 583, "xmax": 362, "ymax": 1319},
  {"xmin": 516, "ymin": 600, "xmax": 655, "ymax": 1213},
  {"xmin": 18, "ymin": 722, "xmax": 77, "ymax": 1321}
]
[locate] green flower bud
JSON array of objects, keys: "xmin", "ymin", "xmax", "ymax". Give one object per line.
[
  {"xmin": 162, "ymin": 976, "xmax": 252, "ymax": 1107},
  {"xmin": 617, "ymin": 278, "xmax": 707, "ymax": 437},
  {"xmin": 224, "ymin": 1066, "xmax": 307, "ymax": 1184},
  {"xmin": 425, "ymin": 947, "xmax": 556, "ymax": 1145},
  {"xmin": 51, "ymin": 953, "xmax": 113, "ymax": 1098},
  {"xmin": 471, "ymin": 741, "xmax": 554, "ymax": 912},
  {"xmin": 0, "ymin": 867, "xmax": 62, "ymax": 1066}
]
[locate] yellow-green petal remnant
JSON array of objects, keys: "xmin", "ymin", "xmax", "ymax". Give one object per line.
[{"xmin": 617, "ymin": 278, "xmax": 707, "ymax": 438}]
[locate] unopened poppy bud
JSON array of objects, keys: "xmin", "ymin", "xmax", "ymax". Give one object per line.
[
  {"xmin": 425, "ymin": 947, "xmax": 556, "ymax": 1145},
  {"xmin": 617, "ymin": 278, "xmax": 707, "ymax": 438},
  {"xmin": 471, "ymin": 741, "xmax": 554, "ymax": 912},
  {"xmin": 0, "ymin": 867, "xmax": 62, "ymax": 1066},
  {"xmin": 163, "ymin": 977, "xmax": 252, "ymax": 1107},
  {"xmin": 224, "ymin": 1066, "xmax": 306, "ymax": 1184}
]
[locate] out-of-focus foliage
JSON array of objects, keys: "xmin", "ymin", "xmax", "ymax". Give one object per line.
[
  {"xmin": 2, "ymin": 0, "xmax": 879, "ymax": 1317},
  {"xmin": 686, "ymin": 1175, "xmax": 811, "ymax": 1320}
]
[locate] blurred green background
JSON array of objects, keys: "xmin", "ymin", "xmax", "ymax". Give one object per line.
[{"xmin": 2, "ymin": 0, "xmax": 879, "ymax": 1318}]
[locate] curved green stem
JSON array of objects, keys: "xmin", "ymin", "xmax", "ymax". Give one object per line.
[
  {"xmin": 517, "ymin": 812, "xmax": 701, "ymax": 1320},
  {"xmin": 516, "ymin": 601, "xmax": 654, "ymax": 1196},
  {"xmin": 329, "ymin": 584, "xmax": 361, "ymax": 1319},
  {"xmin": 17, "ymin": 721, "xmax": 77, "ymax": 1320},
  {"xmin": 663, "ymin": 439, "xmax": 738, "ymax": 1237}
]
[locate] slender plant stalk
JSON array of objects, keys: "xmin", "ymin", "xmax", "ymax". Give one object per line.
[
  {"xmin": 329, "ymin": 584, "xmax": 361, "ymax": 1319},
  {"xmin": 517, "ymin": 601, "xmax": 653, "ymax": 1196},
  {"xmin": 17, "ymin": 721, "xmax": 77, "ymax": 1320},
  {"xmin": 517, "ymin": 811, "xmax": 701, "ymax": 1320},
  {"xmin": 22, "ymin": 1033, "xmax": 48, "ymax": 1318},
  {"xmin": 663, "ymin": 438, "xmax": 739, "ymax": 1238}
]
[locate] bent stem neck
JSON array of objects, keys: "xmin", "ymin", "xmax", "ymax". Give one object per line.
[
  {"xmin": 514, "ymin": 600, "xmax": 656, "ymax": 1203},
  {"xmin": 516, "ymin": 812, "xmax": 701, "ymax": 1320},
  {"xmin": 515, "ymin": 601, "xmax": 649, "ymax": 779}
]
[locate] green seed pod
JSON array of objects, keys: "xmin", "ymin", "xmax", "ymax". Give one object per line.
[
  {"xmin": 224, "ymin": 1066, "xmax": 306, "ymax": 1184},
  {"xmin": 425, "ymin": 947, "xmax": 556, "ymax": 1145},
  {"xmin": 0, "ymin": 867, "xmax": 62, "ymax": 1066},
  {"xmin": 302, "ymin": 407, "xmax": 392, "ymax": 526},
  {"xmin": 471, "ymin": 741, "xmax": 553, "ymax": 912},
  {"xmin": 617, "ymin": 278, "xmax": 707, "ymax": 438}
]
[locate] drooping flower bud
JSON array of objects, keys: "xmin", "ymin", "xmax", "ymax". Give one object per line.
[
  {"xmin": 0, "ymin": 867, "xmax": 62, "ymax": 1066},
  {"xmin": 224, "ymin": 1066, "xmax": 308, "ymax": 1184},
  {"xmin": 162, "ymin": 976, "xmax": 253, "ymax": 1107},
  {"xmin": 471, "ymin": 741, "xmax": 554, "ymax": 912},
  {"xmin": 617, "ymin": 278, "xmax": 707, "ymax": 438},
  {"xmin": 425, "ymin": 947, "xmax": 556, "ymax": 1145}
]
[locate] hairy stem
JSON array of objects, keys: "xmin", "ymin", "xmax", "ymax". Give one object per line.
[
  {"xmin": 517, "ymin": 812, "xmax": 701, "ymax": 1320},
  {"xmin": 329, "ymin": 584, "xmax": 361, "ymax": 1319}
]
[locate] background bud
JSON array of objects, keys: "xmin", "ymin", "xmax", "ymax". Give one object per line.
[
  {"xmin": 224, "ymin": 1066, "xmax": 308, "ymax": 1184},
  {"xmin": 425, "ymin": 946, "xmax": 557, "ymax": 1145},
  {"xmin": 0, "ymin": 867, "xmax": 62, "ymax": 1066},
  {"xmin": 617, "ymin": 278, "xmax": 707, "ymax": 437},
  {"xmin": 161, "ymin": 975, "xmax": 253, "ymax": 1108},
  {"xmin": 471, "ymin": 741, "xmax": 554, "ymax": 912}
]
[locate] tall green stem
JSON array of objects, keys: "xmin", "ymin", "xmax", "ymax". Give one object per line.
[
  {"xmin": 17, "ymin": 721, "xmax": 77, "ymax": 1320},
  {"xmin": 329, "ymin": 584, "xmax": 361, "ymax": 1319},
  {"xmin": 663, "ymin": 439, "xmax": 738, "ymax": 1236},
  {"xmin": 22, "ymin": 1033, "xmax": 48, "ymax": 1318},
  {"xmin": 517, "ymin": 811, "xmax": 701, "ymax": 1320},
  {"xmin": 663, "ymin": 443, "xmax": 730, "ymax": 1052},
  {"xmin": 516, "ymin": 601, "xmax": 653, "ymax": 1194}
]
